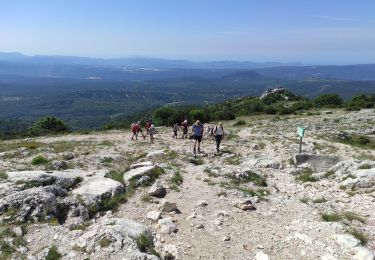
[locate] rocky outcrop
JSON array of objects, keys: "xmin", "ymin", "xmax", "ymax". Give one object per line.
[
  {"xmin": 123, "ymin": 166, "xmax": 154, "ymax": 184},
  {"xmin": 0, "ymin": 185, "xmax": 67, "ymax": 222},
  {"xmin": 294, "ymin": 154, "xmax": 342, "ymax": 172},
  {"xmin": 72, "ymin": 177, "xmax": 124, "ymax": 205},
  {"xmin": 70, "ymin": 216, "xmax": 159, "ymax": 259}
]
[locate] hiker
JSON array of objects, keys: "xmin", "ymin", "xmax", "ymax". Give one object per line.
[
  {"xmin": 145, "ymin": 120, "xmax": 152, "ymax": 134},
  {"xmin": 131, "ymin": 121, "xmax": 145, "ymax": 140},
  {"xmin": 149, "ymin": 124, "xmax": 157, "ymax": 144},
  {"xmin": 181, "ymin": 119, "xmax": 189, "ymax": 139},
  {"xmin": 191, "ymin": 120, "xmax": 204, "ymax": 156},
  {"xmin": 213, "ymin": 122, "xmax": 225, "ymax": 152},
  {"xmin": 172, "ymin": 123, "xmax": 179, "ymax": 138}
]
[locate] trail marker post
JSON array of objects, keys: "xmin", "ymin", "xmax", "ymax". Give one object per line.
[{"xmin": 297, "ymin": 127, "xmax": 305, "ymax": 154}]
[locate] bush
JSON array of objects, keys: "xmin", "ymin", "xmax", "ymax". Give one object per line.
[
  {"xmin": 46, "ymin": 245, "xmax": 62, "ymax": 260},
  {"xmin": 32, "ymin": 155, "xmax": 49, "ymax": 165},
  {"xmin": 29, "ymin": 116, "xmax": 68, "ymax": 136},
  {"xmin": 314, "ymin": 94, "xmax": 343, "ymax": 108}
]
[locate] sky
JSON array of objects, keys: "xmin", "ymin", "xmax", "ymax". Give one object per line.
[{"xmin": 1, "ymin": 0, "xmax": 375, "ymax": 64}]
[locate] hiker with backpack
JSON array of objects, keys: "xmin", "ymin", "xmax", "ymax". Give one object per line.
[
  {"xmin": 149, "ymin": 124, "xmax": 157, "ymax": 144},
  {"xmin": 181, "ymin": 119, "xmax": 189, "ymax": 139},
  {"xmin": 213, "ymin": 122, "xmax": 225, "ymax": 152},
  {"xmin": 172, "ymin": 123, "xmax": 179, "ymax": 138},
  {"xmin": 191, "ymin": 120, "xmax": 204, "ymax": 156},
  {"xmin": 131, "ymin": 121, "xmax": 145, "ymax": 140},
  {"xmin": 145, "ymin": 120, "xmax": 152, "ymax": 135}
]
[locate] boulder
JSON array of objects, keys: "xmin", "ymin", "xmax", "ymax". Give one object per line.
[
  {"xmin": 255, "ymin": 251, "xmax": 270, "ymax": 260},
  {"xmin": 159, "ymin": 200, "xmax": 179, "ymax": 213},
  {"xmin": 49, "ymin": 160, "xmax": 69, "ymax": 170},
  {"xmin": 233, "ymin": 199, "xmax": 256, "ymax": 211},
  {"xmin": 147, "ymin": 150, "xmax": 165, "ymax": 158},
  {"xmin": 148, "ymin": 180, "xmax": 166, "ymax": 198},
  {"xmin": 73, "ymin": 216, "xmax": 159, "ymax": 259},
  {"xmin": 72, "ymin": 177, "xmax": 124, "ymax": 205},
  {"xmin": 146, "ymin": 211, "xmax": 161, "ymax": 222},
  {"xmin": 163, "ymin": 244, "xmax": 179, "ymax": 259},
  {"xmin": 158, "ymin": 217, "xmax": 177, "ymax": 234},
  {"xmin": 123, "ymin": 165, "xmax": 159, "ymax": 185},
  {"xmin": 195, "ymin": 200, "xmax": 208, "ymax": 207},
  {"xmin": 0, "ymin": 185, "xmax": 67, "ymax": 222},
  {"xmin": 353, "ymin": 247, "xmax": 375, "ymax": 260},
  {"xmin": 294, "ymin": 154, "xmax": 341, "ymax": 172},
  {"xmin": 341, "ymin": 169, "xmax": 375, "ymax": 188},
  {"xmin": 333, "ymin": 234, "xmax": 361, "ymax": 249},
  {"xmin": 6, "ymin": 170, "xmax": 84, "ymax": 190},
  {"xmin": 130, "ymin": 161, "xmax": 153, "ymax": 169}
]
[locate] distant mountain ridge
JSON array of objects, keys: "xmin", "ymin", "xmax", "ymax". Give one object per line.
[
  {"xmin": 1, "ymin": 52, "xmax": 375, "ymax": 81},
  {"xmin": 0, "ymin": 52, "xmax": 300, "ymax": 69}
]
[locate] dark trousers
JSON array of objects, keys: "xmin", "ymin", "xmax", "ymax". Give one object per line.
[{"xmin": 215, "ymin": 135, "xmax": 223, "ymax": 150}]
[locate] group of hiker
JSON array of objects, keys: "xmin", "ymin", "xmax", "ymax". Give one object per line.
[
  {"xmin": 131, "ymin": 120, "xmax": 157, "ymax": 144},
  {"xmin": 131, "ymin": 119, "xmax": 225, "ymax": 156}
]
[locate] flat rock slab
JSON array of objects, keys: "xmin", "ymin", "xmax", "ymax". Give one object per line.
[
  {"xmin": 6, "ymin": 170, "xmax": 88, "ymax": 190},
  {"xmin": 72, "ymin": 177, "xmax": 124, "ymax": 205},
  {"xmin": 123, "ymin": 165, "xmax": 157, "ymax": 185},
  {"xmin": 130, "ymin": 161, "xmax": 153, "ymax": 169},
  {"xmin": 71, "ymin": 216, "xmax": 158, "ymax": 259},
  {"xmin": 341, "ymin": 168, "xmax": 375, "ymax": 188},
  {"xmin": 294, "ymin": 154, "xmax": 341, "ymax": 172}
]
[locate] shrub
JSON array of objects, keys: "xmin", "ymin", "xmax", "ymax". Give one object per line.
[
  {"xmin": 295, "ymin": 168, "xmax": 317, "ymax": 183},
  {"xmin": 349, "ymin": 229, "xmax": 368, "ymax": 245},
  {"xmin": 29, "ymin": 116, "xmax": 68, "ymax": 136},
  {"xmin": 233, "ymin": 120, "xmax": 246, "ymax": 126},
  {"xmin": 105, "ymin": 170, "xmax": 124, "ymax": 184},
  {"xmin": 170, "ymin": 172, "xmax": 183, "ymax": 186},
  {"xmin": 136, "ymin": 234, "xmax": 160, "ymax": 256},
  {"xmin": 0, "ymin": 171, "xmax": 8, "ymax": 180},
  {"xmin": 46, "ymin": 245, "xmax": 62, "ymax": 260},
  {"xmin": 321, "ymin": 213, "xmax": 342, "ymax": 222},
  {"xmin": 314, "ymin": 94, "xmax": 343, "ymax": 108},
  {"xmin": 31, "ymin": 155, "xmax": 49, "ymax": 165},
  {"xmin": 100, "ymin": 238, "xmax": 111, "ymax": 248}
]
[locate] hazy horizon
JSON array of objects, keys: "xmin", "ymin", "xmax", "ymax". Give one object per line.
[{"xmin": 1, "ymin": 0, "xmax": 375, "ymax": 65}]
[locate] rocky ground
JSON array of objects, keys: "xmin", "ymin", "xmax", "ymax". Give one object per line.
[{"xmin": 0, "ymin": 109, "xmax": 375, "ymax": 260}]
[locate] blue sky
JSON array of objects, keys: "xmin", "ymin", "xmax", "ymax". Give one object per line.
[{"xmin": 1, "ymin": 0, "xmax": 375, "ymax": 64}]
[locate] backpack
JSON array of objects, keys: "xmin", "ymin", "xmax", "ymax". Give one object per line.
[
  {"xmin": 214, "ymin": 125, "xmax": 224, "ymax": 136},
  {"xmin": 193, "ymin": 124, "xmax": 203, "ymax": 136},
  {"xmin": 150, "ymin": 127, "xmax": 156, "ymax": 134}
]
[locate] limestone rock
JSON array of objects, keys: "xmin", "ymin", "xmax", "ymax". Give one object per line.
[
  {"xmin": 233, "ymin": 199, "xmax": 256, "ymax": 211},
  {"xmin": 333, "ymin": 234, "xmax": 361, "ymax": 249},
  {"xmin": 148, "ymin": 180, "xmax": 166, "ymax": 198},
  {"xmin": 73, "ymin": 216, "xmax": 159, "ymax": 259},
  {"xmin": 163, "ymin": 244, "xmax": 179, "ymax": 259},
  {"xmin": 147, "ymin": 150, "xmax": 165, "ymax": 158},
  {"xmin": 6, "ymin": 170, "xmax": 85, "ymax": 190},
  {"xmin": 123, "ymin": 165, "xmax": 161, "ymax": 186},
  {"xmin": 72, "ymin": 177, "xmax": 124, "ymax": 205},
  {"xmin": 159, "ymin": 199, "xmax": 179, "ymax": 213},
  {"xmin": 256, "ymin": 251, "xmax": 270, "ymax": 260},
  {"xmin": 158, "ymin": 217, "xmax": 177, "ymax": 234},
  {"xmin": 147, "ymin": 211, "xmax": 161, "ymax": 222},
  {"xmin": 0, "ymin": 185, "xmax": 67, "ymax": 222},
  {"xmin": 353, "ymin": 247, "xmax": 375, "ymax": 260},
  {"xmin": 49, "ymin": 160, "xmax": 68, "ymax": 170},
  {"xmin": 130, "ymin": 161, "xmax": 153, "ymax": 169},
  {"xmin": 294, "ymin": 154, "xmax": 341, "ymax": 172},
  {"xmin": 341, "ymin": 168, "xmax": 375, "ymax": 188},
  {"xmin": 195, "ymin": 200, "xmax": 208, "ymax": 207}
]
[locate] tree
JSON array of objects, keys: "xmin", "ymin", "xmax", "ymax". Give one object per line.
[
  {"xmin": 314, "ymin": 94, "xmax": 343, "ymax": 108},
  {"xmin": 29, "ymin": 116, "xmax": 68, "ymax": 136}
]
